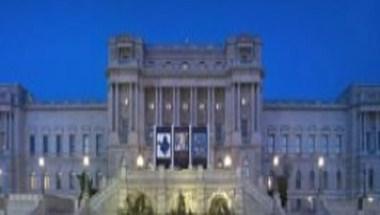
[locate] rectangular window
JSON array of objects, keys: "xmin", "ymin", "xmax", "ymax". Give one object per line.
[
  {"xmin": 215, "ymin": 124, "xmax": 224, "ymax": 145},
  {"xmin": 241, "ymin": 119, "xmax": 249, "ymax": 144},
  {"xmin": 319, "ymin": 135, "xmax": 328, "ymax": 154},
  {"xmin": 281, "ymin": 134, "xmax": 288, "ymax": 153},
  {"xmin": 307, "ymin": 135, "xmax": 316, "ymax": 153},
  {"xmin": 295, "ymin": 135, "xmax": 302, "ymax": 154},
  {"xmin": 336, "ymin": 135, "xmax": 343, "ymax": 154},
  {"xmin": 56, "ymin": 135, "xmax": 61, "ymax": 156},
  {"xmin": 29, "ymin": 135, "xmax": 35, "ymax": 156},
  {"xmin": 43, "ymin": 135, "xmax": 49, "ymax": 155},
  {"xmin": 69, "ymin": 172, "xmax": 75, "ymax": 190},
  {"xmin": 82, "ymin": 134, "xmax": 89, "ymax": 155},
  {"xmin": 366, "ymin": 132, "xmax": 371, "ymax": 153},
  {"xmin": 267, "ymin": 134, "xmax": 275, "ymax": 153},
  {"xmin": 95, "ymin": 134, "xmax": 102, "ymax": 157},
  {"xmin": 69, "ymin": 134, "xmax": 75, "ymax": 156}
]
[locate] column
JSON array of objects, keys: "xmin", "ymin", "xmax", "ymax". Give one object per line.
[
  {"xmin": 158, "ymin": 87, "xmax": 163, "ymax": 126},
  {"xmin": 134, "ymin": 83, "xmax": 139, "ymax": 131},
  {"xmin": 363, "ymin": 112, "xmax": 367, "ymax": 154},
  {"xmin": 193, "ymin": 88, "xmax": 198, "ymax": 126},
  {"xmin": 232, "ymin": 84, "xmax": 236, "ymax": 131},
  {"xmin": 251, "ymin": 83, "xmax": 256, "ymax": 135},
  {"xmin": 155, "ymin": 86, "xmax": 159, "ymax": 125},
  {"xmin": 128, "ymin": 84, "xmax": 133, "ymax": 130},
  {"xmin": 115, "ymin": 83, "xmax": 120, "ymax": 134},
  {"xmin": 176, "ymin": 88, "xmax": 180, "ymax": 125},
  {"xmin": 172, "ymin": 87, "xmax": 175, "ymax": 126},
  {"xmin": 109, "ymin": 83, "xmax": 114, "ymax": 132},
  {"xmin": 190, "ymin": 87, "xmax": 193, "ymax": 125},
  {"xmin": 207, "ymin": 87, "xmax": 211, "ymax": 127},
  {"xmin": 237, "ymin": 83, "xmax": 241, "ymax": 131}
]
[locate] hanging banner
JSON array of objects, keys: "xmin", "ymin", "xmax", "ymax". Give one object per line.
[
  {"xmin": 174, "ymin": 127, "xmax": 190, "ymax": 169},
  {"xmin": 156, "ymin": 127, "xmax": 172, "ymax": 168},
  {"xmin": 191, "ymin": 127, "xmax": 208, "ymax": 168}
]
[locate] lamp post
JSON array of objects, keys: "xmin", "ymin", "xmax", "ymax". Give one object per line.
[
  {"xmin": 38, "ymin": 157, "xmax": 45, "ymax": 194},
  {"xmin": 83, "ymin": 155, "xmax": 90, "ymax": 198},
  {"xmin": 223, "ymin": 154, "xmax": 232, "ymax": 169},
  {"xmin": 317, "ymin": 156, "xmax": 325, "ymax": 214},
  {"xmin": 136, "ymin": 154, "xmax": 144, "ymax": 169}
]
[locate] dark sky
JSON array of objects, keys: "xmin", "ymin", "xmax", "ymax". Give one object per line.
[{"xmin": 0, "ymin": 0, "xmax": 379, "ymax": 101}]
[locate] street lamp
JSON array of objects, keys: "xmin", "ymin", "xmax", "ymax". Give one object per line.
[
  {"xmin": 273, "ymin": 155, "xmax": 280, "ymax": 167},
  {"xmin": 223, "ymin": 154, "xmax": 232, "ymax": 168},
  {"xmin": 38, "ymin": 157, "xmax": 45, "ymax": 194},
  {"xmin": 136, "ymin": 154, "xmax": 144, "ymax": 168}
]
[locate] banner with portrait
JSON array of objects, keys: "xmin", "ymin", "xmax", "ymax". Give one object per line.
[
  {"xmin": 156, "ymin": 127, "xmax": 172, "ymax": 168},
  {"xmin": 174, "ymin": 127, "xmax": 189, "ymax": 169},
  {"xmin": 191, "ymin": 127, "xmax": 208, "ymax": 168}
]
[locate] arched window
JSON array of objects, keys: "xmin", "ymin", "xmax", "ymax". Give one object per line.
[
  {"xmin": 43, "ymin": 173, "xmax": 50, "ymax": 190},
  {"xmin": 309, "ymin": 170, "xmax": 315, "ymax": 189},
  {"xmin": 323, "ymin": 171, "xmax": 329, "ymax": 189},
  {"xmin": 295, "ymin": 170, "xmax": 302, "ymax": 190},
  {"xmin": 336, "ymin": 170, "xmax": 342, "ymax": 190},
  {"xmin": 368, "ymin": 168, "xmax": 374, "ymax": 191}
]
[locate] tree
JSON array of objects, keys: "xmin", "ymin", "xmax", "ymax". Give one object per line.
[
  {"xmin": 208, "ymin": 196, "xmax": 233, "ymax": 215},
  {"xmin": 118, "ymin": 192, "xmax": 154, "ymax": 215},
  {"xmin": 170, "ymin": 192, "xmax": 193, "ymax": 215},
  {"xmin": 77, "ymin": 171, "xmax": 98, "ymax": 206}
]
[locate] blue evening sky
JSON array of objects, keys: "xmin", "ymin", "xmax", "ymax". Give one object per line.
[{"xmin": 0, "ymin": 0, "xmax": 379, "ymax": 101}]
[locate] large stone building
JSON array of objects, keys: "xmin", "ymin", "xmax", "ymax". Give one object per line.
[{"xmin": 0, "ymin": 34, "xmax": 379, "ymax": 214}]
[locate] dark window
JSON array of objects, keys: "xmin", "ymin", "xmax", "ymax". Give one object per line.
[
  {"xmin": 29, "ymin": 135, "xmax": 35, "ymax": 156},
  {"xmin": 82, "ymin": 134, "xmax": 89, "ymax": 155},
  {"xmin": 69, "ymin": 134, "xmax": 75, "ymax": 156},
  {"xmin": 43, "ymin": 135, "xmax": 49, "ymax": 155},
  {"xmin": 337, "ymin": 170, "xmax": 342, "ymax": 190},
  {"xmin": 69, "ymin": 172, "xmax": 75, "ymax": 190},
  {"xmin": 309, "ymin": 170, "xmax": 315, "ymax": 189},
  {"xmin": 95, "ymin": 134, "xmax": 102, "ymax": 156},
  {"xmin": 323, "ymin": 171, "xmax": 329, "ymax": 189},
  {"xmin": 296, "ymin": 170, "xmax": 302, "ymax": 190},
  {"xmin": 241, "ymin": 119, "xmax": 249, "ymax": 144},
  {"xmin": 369, "ymin": 168, "xmax": 374, "ymax": 190},
  {"xmin": 56, "ymin": 173, "xmax": 61, "ymax": 190},
  {"xmin": 215, "ymin": 123, "xmax": 224, "ymax": 145},
  {"xmin": 56, "ymin": 135, "xmax": 61, "ymax": 156}
]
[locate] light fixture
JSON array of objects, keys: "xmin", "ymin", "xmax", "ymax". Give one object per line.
[
  {"xmin": 38, "ymin": 157, "xmax": 45, "ymax": 168},
  {"xmin": 182, "ymin": 62, "xmax": 189, "ymax": 70},
  {"xmin": 267, "ymin": 177, "xmax": 272, "ymax": 190},
  {"xmin": 0, "ymin": 168, "xmax": 2, "ymax": 176},
  {"xmin": 272, "ymin": 155, "xmax": 279, "ymax": 167},
  {"xmin": 223, "ymin": 155, "xmax": 232, "ymax": 168},
  {"xmin": 307, "ymin": 196, "xmax": 313, "ymax": 204},
  {"xmin": 165, "ymin": 103, "xmax": 172, "ymax": 110},
  {"xmin": 368, "ymin": 196, "xmax": 374, "ymax": 203},
  {"xmin": 124, "ymin": 98, "xmax": 129, "ymax": 106},
  {"xmin": 318, "ymin": 156, "xmax": 325, "ymax": 169},
  {"xmin": 182, "ymin": 103, "xmax": 189, "ymax": 111},
  {"xmin": 199, "ymin": 103, "xmax": 205, "ymax": 110},
  {"xmin": 83, "ymin": 156, "xmax": 90, "ymax": 167},
  {"xmin": 215, "ymin": 103, "xmax": 222, "ymax": 111},
  {"xmin": 241, "ymin": 98, "xmax": 247, "ymax": 106},
  {"xmin": 149, "ymin": 102, "xmax": 155, "ymax": 110},
  {"xmin": 136, "ymin": 154, "xmax": 144, "ymax": 168}
]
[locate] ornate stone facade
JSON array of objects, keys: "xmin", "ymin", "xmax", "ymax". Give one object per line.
[{"xmin": 0, "ymin": 34, "xmax": 380, "ymax": 214}]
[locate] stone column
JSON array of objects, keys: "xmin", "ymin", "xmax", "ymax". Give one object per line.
[
  {"xmin": 115, "ymin": 83, "xmax": 119, "ymax": 134},
  {"xmin": 128, "ymin": 84, "xmax": 133, "ymax": 131},
  {"xmin": 237, "ymin": 83, "xmax": 241, "ymax": 131},
  {"xmin": 193, "ymin": 87, "xmax": 198, "ymax": 126},
  {"xmin": 190, "ymin": 87, "xmax": 193, "ymax": 125},
  {"xmin": 172, "ymin": 87, "xmax": 176, "ymax": 126},
  {"xmin": 158, "ymin": 87, "xmax": 163, "ymax": 126},
  {"xmin": 256, "ymin": 83, "xmax": 262, "ymax": 132},
  {"xmin": 232, "ymin": 84, "xmax": 236, "ymax": 131},
  {"xmin": 108, "ymin": 83, "xmax": 114, "ymax": 132},
  {"xmin": 363, "ymin": 112, "xmax": 367, "ymax": 154},
  {"xmin": 155, "ymin": 86, "xmax": 159, "ymax": 125},
  {"xmin": 134, "ymin": 83, "xmax": 139, "ymax": 131}
]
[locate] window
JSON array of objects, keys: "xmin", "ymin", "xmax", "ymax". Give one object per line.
[
  {"xmin": 336, "ymin": 135, "xmax": 343, "ymax": 154},
  {"xmin": 56, "ymin": 135, "xmax": 61, "ymax": 156},
  {"xmin": 319, "ymin": 135, "xmax": 328, "ymax": 154},
  {"xmin": 241, "ymin": 119, "xmax": 249, "ymax": 144},
  {"xmin": 55, "ymin": 172, "xmax": 62, "ymax": 190},
  {"xmin": 368, "ymin": 168, "xmax": 374, "ymax": 191},
  {"xmin": 366, "ymin": 132, "xmax": 371, "ymax": 153},
  {"xmin": 280, "ymin": 134, "xmax": 288, "ymax": 153},
  {"xmin": 295, "ymin": 170, "xmax": 302, "ymax": 190},
  {"xmin": 267, "ymin": 134, "xmax": 275, "ymax": 153},
  {"xmin": 290, "ymin": 135, "xmax": 301, "ymax": 154},
  {"xmin": 43, "ymin": 135, "xmax": 49, "ymax": 155},
  {"xmin": 323, "ymin": 171, "xmax": 329, "ymax": 189},
  {"xmin": 215, "ymin": 124, "xmax": 224, "ymax": 145},
  {"xmin": 307, "ymin": 135, "xmax": 316, "ymax": 153},
  {"xmin": 336, "ymin": 170, "xmax": 342, "ymax": 190},
  {"xmin": 29, "ymin": 135, "xmax": 35, "ymax": 156},
  {"xmin": 69, "ymin": 171, "xmax": 75, "ymax": 190},
  {"xmin": 43, "ymin": 173, "xmax": 50, "ymax": 190},
  {"xmin": 82, "ymin": 134, "xmax": 89, "ymax": 155},
  {"xmin": 309, "ymin": 170, "xmax": 315, "ymax": 189},
  {"xmin": 30, "ymin": 172, "xmax": 37, "ymax": 190},
  {"xmin": 96, "ymin": 171, "xmax": 102, "ymax": 188},
  {"xmin": 95, "ymin": 134, "xmax": 102, "ymax": 157},
  {"xmin": 69, "ymin": 134, "xmax": 75, "ymax": 156}
]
